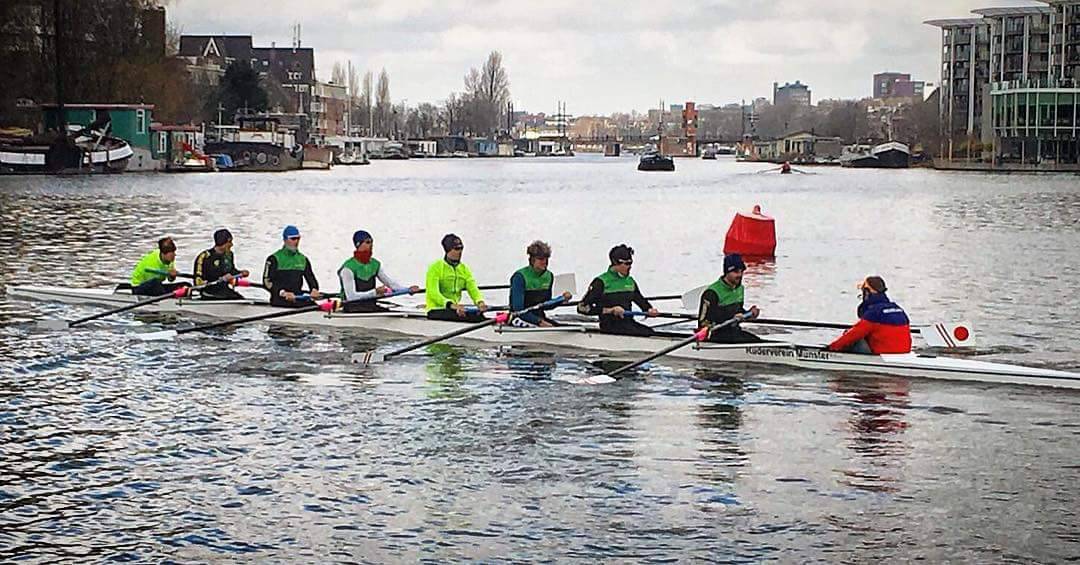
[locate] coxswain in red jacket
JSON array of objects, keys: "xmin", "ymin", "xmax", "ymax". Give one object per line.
[{"xmin": 828, "ymin": 276, "xmax": 912, "ymax": 354}]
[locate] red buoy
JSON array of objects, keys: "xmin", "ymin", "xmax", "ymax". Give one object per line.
[{"xmin": 724, "ymin": 205, "xmax": 776, "ymax": 258}]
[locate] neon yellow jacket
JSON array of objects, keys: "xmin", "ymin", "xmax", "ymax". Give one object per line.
[
  {"xmin": 425, "ymin": 259, "xmax": 484, "ymax": 311},
  {"xmin": 130, "ymin": 250, "xmax": 175, "ymax": 286}
]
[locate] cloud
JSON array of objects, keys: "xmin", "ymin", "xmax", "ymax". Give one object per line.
[{"xmin": 165, "ymin": 0, "xmax": 1047, "ymax": 114}]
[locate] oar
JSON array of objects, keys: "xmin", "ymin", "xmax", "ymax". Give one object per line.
[
  {"xmin": 150, "ymin": 270, "xmax": 510, "ymax": 294},
  {"xmin": 589, "ymin": 316, "xmax": 742, "ymax": 383},
  {"xmin": 742, "ymin": 317, "xmax": 975, "ymax": 348},
  {"xmin": 149, "ymin": 269, "xmax": 269, "ymax": 290},
  {"xmin": 37, "ymin": 277, "xmax": 228, "ymax": 330},
  {"xmin": 148, "ymin": 269, "xmax": 192, "ymax": 278},
  {"xmin": 137, "ymin": 288, "xmax": 413, "ymax": 341},
  {"xmin": 744, "ymin": 317, "xmax": 848, "ymax": 330},
  {"xmin": 744, "ymin": 317, "xmax": 930, "ymax": 334},
  {"xmin": 353, "ymin": 296, "xmax": 570, "ymax": 365}
]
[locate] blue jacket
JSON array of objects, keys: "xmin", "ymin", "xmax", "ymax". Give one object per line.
[{"xmin": 857, "ymin": 293, "xmax": 910, "ymax": 325}]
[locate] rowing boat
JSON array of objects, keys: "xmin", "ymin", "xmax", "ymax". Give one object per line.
[{"xmin": 10, "ymin": 284, "xmax": 1080, "ymax": 390}]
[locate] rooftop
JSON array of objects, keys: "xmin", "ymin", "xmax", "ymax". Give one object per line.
[
  {"xmin": 971, "ymin": 6, "xmax": 1051, "ymax": 16},
  {"xmin": 924, "ymin": 18, "xmax": 985, "ymax": 28},
  {"xmin": 38, "ymin": 103, "xmax": 155, "ymax": 110}
]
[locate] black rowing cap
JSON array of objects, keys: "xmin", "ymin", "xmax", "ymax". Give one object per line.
[
  {"xmin": 441, "ymin": 233, "xmax": 463, "ymax": 252},
  {"xmin": 609, "ymin": 244, "xmax": 634, "ymax": 264},
  {"xmin": 723, "ymin": 254, "xmax": 746, "ymax": 274},
  {"xmin": 214, "ymin": 228, "xmax": 233, "ymax": 246}
]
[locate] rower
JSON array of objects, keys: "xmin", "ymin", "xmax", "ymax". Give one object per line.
[
  {"xmin": 262, "ymin": 225, "xmax": 321, "ymax": 307},
  {"xmin": 780, "ymin": 161, "xmax": 792, "ymax": 174},
  {"xmin": 425, "ymin": 233, "xmax": 488, "ymax": 322},
  {"xmin": 193, "ymin": 228, "xmax": 250, "ymax": 300},
  {"xmin": 337, "ymin": 229, "xmax": 419, "ymax": 313},
  {"xmin": 130, "ymin": 237, "xmax": 190, "ymax": 296},
  {"xmin": 508, "ymin": 240, "xmax": 572, "ymax": 328},
  {"xmin": 577, "ymin": 244, "xmax": 658, "ymax": 336},
  {"xmin": 697, "ymin": 254, "xmax": 763, "ymax": 343},
  {"xmin": 828, "ymin": 276, "xmax": 912, "ymax": 354}
]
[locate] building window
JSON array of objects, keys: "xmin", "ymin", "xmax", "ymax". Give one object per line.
[
  {"xmin": 158, "ymin": 131, "xmax": 167, "ymax": 152},
  {"xmin": 136, "ymin": 109, "xmax": 146, "ymax": 135}
]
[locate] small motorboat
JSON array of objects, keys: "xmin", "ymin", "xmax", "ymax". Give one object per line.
[{"xmin": 638, "ymin": 151, "xmax": 675, "ymax": 172}]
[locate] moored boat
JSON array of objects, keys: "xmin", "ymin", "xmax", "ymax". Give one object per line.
[
  {"xmin": 638, "ymin": 151, "xmax": 675, "ymax": 172},
  {"xmin": 871, "ymin": 141, "xmax": 911, "ymax": 168},
  {"xmin": 0, "ymin": 125, "xmax": 133, "ymax": 174},
  {"xmin": 204, "ymin": 116, "xmax": 303, "ymax": 172},
  {"xmin": 840, "ymin": 142, "xmax": 911, "ymax": 169},
  {"xmin": 11, "ymin": 283, "xmax": 1080, "ymax": 390}
]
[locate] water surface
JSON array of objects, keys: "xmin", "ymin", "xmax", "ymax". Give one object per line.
[{"xmin": 1, "ymin": 157, "xmax": 1078, "ymax": 562}]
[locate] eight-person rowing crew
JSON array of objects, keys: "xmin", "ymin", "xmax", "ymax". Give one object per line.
[{"xmin": 127, "ymin": 226, "xmax": 913, "ymax": 354}]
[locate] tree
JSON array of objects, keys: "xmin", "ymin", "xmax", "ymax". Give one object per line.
[
  {"xmin": 441, "ymin": 92, "xmax": 463, "ymax": 135},
  {"xmin": 479, "ymin": 51, "xmax": 510, "ymax": 131},
  {"xmin": 460, "ymin": 51, "xmax": 510, "ymax": 136},
  {"xmin": 406, "ymin": 102, "xmax": 439, "ymax": 138},
  {"xmin": 821, "ymin": 101, "xmax": 866, "ymax": 143},
  {"xmin": 331, "ymin": 62, "xmax": 346, "ymax": 86},
  {"xmin": 0, "ymin": 0, "xmax": 199, "ymax": 126},
  {"xmin": 347, "ymin": 63, "xmax": 359, "ymax": 134},
  {"xmin": 218, "ymin": 61, "xmax": 268, "ymax": 122},
  {"xmin": 754, "ymin": 103, "xmax": 801, "ymax": 139},
  {"xmin": 375, "ymin": 68, "xmax": 391, "ymax": 137},
  {"xmin": 359, "ymin": 70, "xmax": 373, "ymax": 134}
]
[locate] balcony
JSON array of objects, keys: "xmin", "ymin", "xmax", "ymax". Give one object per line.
[{"xmin": 991, "ymin": 77, "xmax": 1080, "ymax": 91}]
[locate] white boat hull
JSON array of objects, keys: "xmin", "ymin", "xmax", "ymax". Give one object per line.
[{"xmin": 10, "ymin": 284, "xmax": 1080, "ymax": 389}]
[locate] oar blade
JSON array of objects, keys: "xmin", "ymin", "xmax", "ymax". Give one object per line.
[
  {"xmin": 681, "ymin": 285, "xmax": 707, "ymax": 311},
  {"xmin": 553, "ymin": 273, "xmax": 577, "ymax": 296},
  {"xmin": 36, "ymin": 319, "xmax": 70, "ymax": 331},
  {"xmin": 136, "ymin": 329, "xmax": 179, "ymax": 342},
  {"xmin": 920, "ymin": 321, "xmax": 976, "ymax": 349},
  {"xmin": 579, "ymin": 375, "xmax": 617, "ymax": 385},
  {"xmin": 351, "ymin": 350, "xmax": 387, "ymax": 365}
]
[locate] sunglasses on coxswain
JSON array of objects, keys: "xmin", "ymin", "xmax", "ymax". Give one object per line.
[{"xmin": 616, "ymin": 259, "xmax": 633, "ymax": 266}]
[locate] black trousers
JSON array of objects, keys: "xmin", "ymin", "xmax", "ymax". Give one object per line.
[
  {"xmin": 427, "ymin": 308, "xmax": 487, "ymax": 323},
  {"xmin": 198, "ymin": 285, "xmax": 244, "ymax": 300},
  {"xmin": 269, "ymin": 296, "xmax": 314, "ymax": 308},
  {"xmin": 343, "ymin": 301, "xmax": 389, "ymax": 313},
  {"xmin": 707, "ymin": 327, "xmax": 763, "ymax": 344},
  {"xmin": 132, "ymin": 280, "xmax": 190, "ymax": 297},
  {"xmin": 599, "ymin": 317, "xmax": 656, "ymax": 337}
]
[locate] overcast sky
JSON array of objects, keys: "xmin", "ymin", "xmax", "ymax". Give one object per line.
[{"xmin": 165, "ymin": 0, "xmax": 1044, "ymax": 115}]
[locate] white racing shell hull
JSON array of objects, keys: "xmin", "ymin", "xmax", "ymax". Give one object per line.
[{"xmin": 10, "ymin": 285, "xmax": 1080, "ymax": 389}]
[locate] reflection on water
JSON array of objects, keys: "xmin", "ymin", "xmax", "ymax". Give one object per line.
[
  {"xmin": 829, "ymin": 375, "xmax": 912, "ymax": 494},
  {"xmin": 423, "ymin": 343, "xmax": 471, "ymax": 400},
  {"xmin": 1, "ymin": 161, "xmax": 1079, "ymax": 561},
  {"xmin": 693, "ymin": 370, "xmax": 750, "ymax": 485}
]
